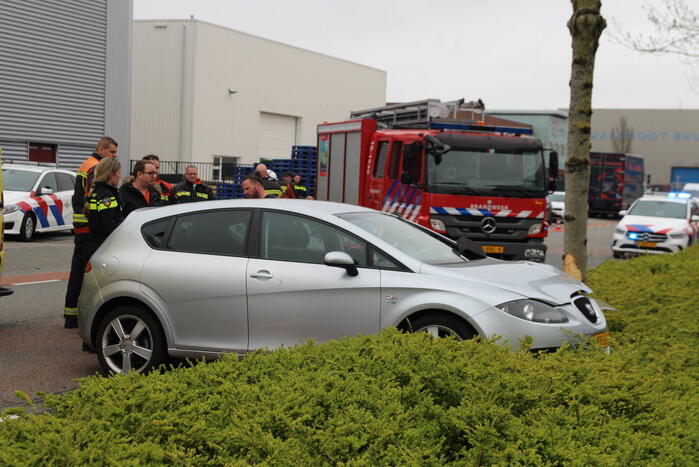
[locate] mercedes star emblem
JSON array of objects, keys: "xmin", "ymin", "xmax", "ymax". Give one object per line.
[{"xmin": 481, "ymin": 217, "xmax": 496, "ymax": 234}]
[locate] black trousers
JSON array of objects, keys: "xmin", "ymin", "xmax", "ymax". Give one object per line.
[{"xmin": 63, "ymin": 234, "xmax": 91, "ymax": 317}]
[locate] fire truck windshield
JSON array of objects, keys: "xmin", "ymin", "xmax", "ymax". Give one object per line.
[{"xmin": 426, "ymin": 148, "xmax": 546, "ymax": 198}]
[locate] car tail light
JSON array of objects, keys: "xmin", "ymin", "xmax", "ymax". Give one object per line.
[{"xmin": 85, "ymin": 260, "xmax": 92, "ymax": 273}]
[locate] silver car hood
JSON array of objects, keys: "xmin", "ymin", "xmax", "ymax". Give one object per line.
[{"xmin": 420, "ymin": 259, "xmax": 590, "ymax": 305}]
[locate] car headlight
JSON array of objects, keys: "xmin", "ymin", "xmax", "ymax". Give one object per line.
[
  {"xmin": 528, "ymin": 223, "xmax": 542, "ymax": 235},
  {"xmin": 496, "ymin": 299, "xmax": 569, "ymax": 324},
  {"xmin": 3, "ymin": 203, "xmax": 19, "ymax": 214},
  {"xmin": 430, "ymin": 218, "xmax": 447, "ymax": 232},
  {"xmin": 669, "ymin": 232, "xmax": 687, "ymax": 239},
  {"xmin": 614, "ymin": 226, "xmax": 626, "ymax": 234}
]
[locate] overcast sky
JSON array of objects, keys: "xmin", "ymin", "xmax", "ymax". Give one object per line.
[{"xmin": 133, "ymin": 0, "xmax": 699, "ymax": 110}]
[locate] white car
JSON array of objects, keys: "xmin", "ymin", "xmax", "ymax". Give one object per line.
[
  {"xmin": 612, "ymin": 193, "xmax": 699, "ymax": 257},
  {"xmin": 2, "ymin": 164, "xmax": 76, "ymax": 241},
  {"xmin": 549, "ymin": 191, "xmax": 565, "ymax": 219}
]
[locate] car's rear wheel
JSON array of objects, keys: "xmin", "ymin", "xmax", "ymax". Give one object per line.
[
  {"xmin": 19, "ymin": 213, "xmax": 36, "ymax": 242},
  {"xmin": 402, "ymin": 312, "xmax": 476, "ymax": 341},
  {"xmin": 96, "ymin": 306, "xmax": 166, "ymax": 375}
]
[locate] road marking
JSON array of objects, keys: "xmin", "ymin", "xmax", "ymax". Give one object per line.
[
  {"xmin": 0, "ymin": 271, "xmax": 69, "ymax": 286},
  {"xmin": 12, "ymin": 279, "xmax": 62, "ymax": 286}
]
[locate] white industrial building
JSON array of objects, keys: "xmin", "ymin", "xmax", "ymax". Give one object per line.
[{"xmin": 131, "ymin": 19, "xmax": 387, "ymax": 173}]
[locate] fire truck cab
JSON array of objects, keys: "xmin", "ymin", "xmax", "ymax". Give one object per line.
[{"xmin": 316, "ymin": 99, "xmax": 558, "ymax": 262}]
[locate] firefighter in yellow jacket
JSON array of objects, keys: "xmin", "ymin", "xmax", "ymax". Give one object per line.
[{"xmin": 63, "ymin": 137, "xmax": 118, "ymax": 328}]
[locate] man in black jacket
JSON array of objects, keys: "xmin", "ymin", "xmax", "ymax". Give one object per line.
[
  {"xmin": 119, "ymin": 160, "xmax": 162, "ymax": 218},
  {"xmin": 170, "ymin": 165, "xmax": 215, "ymax": 204}
]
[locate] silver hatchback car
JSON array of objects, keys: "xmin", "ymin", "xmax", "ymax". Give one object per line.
[{"xmin": 78, "ymin": 199, "xmax": 608, "ymax": 374}]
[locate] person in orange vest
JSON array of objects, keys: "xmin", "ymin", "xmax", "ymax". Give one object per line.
[
  {"xmin": 64, "ymin": 136, "xmax": 118, "ymax": 328},
  {"xmin": 142, "ymin": 154, "xmax": 173, "ymax": 203}
]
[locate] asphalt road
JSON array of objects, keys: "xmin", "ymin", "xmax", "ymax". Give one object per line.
[{"xmin": 0, "ymin": 219, "xmax": 618, "ymax": 408}]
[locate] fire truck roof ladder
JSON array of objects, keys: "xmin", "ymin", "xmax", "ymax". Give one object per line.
[
  {"xmin": 350, "ymin": 98, "xmax": 533, "ymax": 135},
  {"xmin": 350, "ymin": 98, "xmax": 485, "ymax": 128}
]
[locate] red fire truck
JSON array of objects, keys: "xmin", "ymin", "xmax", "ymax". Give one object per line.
[{"xmin": 316, "ymin": 99, "xmax": 559, "ymax": 262}]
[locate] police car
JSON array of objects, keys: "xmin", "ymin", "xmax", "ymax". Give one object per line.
[
  {"xmin": 612, "ymin": 192, "xmax": 699, "ymax": 257},
  {"xmin": 2, "ymin": 164, "xmax": 76, "ymax": 241}
]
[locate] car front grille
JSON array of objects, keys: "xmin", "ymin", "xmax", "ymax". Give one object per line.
[
  {"xmin": 570, "ymin": 293, "xmax": 599, "ymax": 324},
  {"xmin": 626, "ymin": 232, "xmax": 667, "ymax": 242}
]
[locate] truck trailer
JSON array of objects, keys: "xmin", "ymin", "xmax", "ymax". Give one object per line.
[
  {"xmin": 316, "ymin": 99, "xmax": 558, "ymax": 262},
  {"xmin": 588, "ymin": 152, "xmax": 644, "ymax": 217}
]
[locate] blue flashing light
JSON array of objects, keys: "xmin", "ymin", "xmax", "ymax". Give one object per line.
[
  {"xmin": 628, "ymin": 233, "xmax": 639, "ymax": 240},
  {"xmin": 668, "ymin": 192, "xmax": 691, "ymax": 199}
]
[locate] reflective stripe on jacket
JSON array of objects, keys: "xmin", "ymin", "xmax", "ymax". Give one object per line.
[
  {"xmin": 87, "ymin": 182, "xmax": 123, "ymax": 246},
  {"xmin": 170, "ymin": 180, "xmax": 215, "ymax": 204},
  {"xmin": 71, "ymin": 153, "xmax": 102, "ymax": 230}
]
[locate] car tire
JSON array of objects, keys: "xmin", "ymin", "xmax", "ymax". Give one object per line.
[
  {"xmin": 18, "ymin": 213, "xmax": 36, "ymax": 242},
  {"xmin": 95, "ymin": 306, "xmax": 166, "ymax": 375},
  {"xmin": 402, "ymin": 312, "xmax": 476, "ymax": 341},
  {"xmin": 613, "ymin": 251, "xmax": 623, "ymax": 259}
]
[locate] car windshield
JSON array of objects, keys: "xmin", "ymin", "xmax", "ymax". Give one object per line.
[
  {"xmin": 2, "ymin": 169, "xmax": 40, "ymax": 191},
  {"xmin": 426, "ymin": 148, "xmax": 546, "ymax": 197},
  {"xmin": 338, "ymin": 211, "xmax": 467, "ymax": 264},
  {"xmin": 628, "ymin": 200, "xmax": 687, "ymax": 219},
  {"xmin": 549, "ymin": 193, "xmax": 565, "ymax": 202}
]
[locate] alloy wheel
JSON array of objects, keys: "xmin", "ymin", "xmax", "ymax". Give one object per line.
[{"xmin": 101, "ymin": 315, "xmax": 154, "ymax": 373}]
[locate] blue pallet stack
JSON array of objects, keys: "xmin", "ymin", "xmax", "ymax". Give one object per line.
[
  {"xmin": 214, "ymin": 148, "xmax": 317, "ymax": 199},
  {"xmin": 215, "ymin": 164, "xmax": 255, "ymax": 199}
]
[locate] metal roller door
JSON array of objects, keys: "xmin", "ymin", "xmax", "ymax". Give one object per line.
[
  {"xmin": 0, "ymin": 0, "xmax": 107, "ymax": 145},
  {"xmin": 258, "ymin": 112, "xmax": 297, "ymax": 159}
]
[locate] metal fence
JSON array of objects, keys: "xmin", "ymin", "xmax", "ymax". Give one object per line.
[{"xmin": 129, "ymin": 160, "xmax": 254, "ymax": 184}]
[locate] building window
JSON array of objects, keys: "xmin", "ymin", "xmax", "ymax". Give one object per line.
[{"xmin": 29, "ymin": 143, "xmax": 56, "ymax": 163}]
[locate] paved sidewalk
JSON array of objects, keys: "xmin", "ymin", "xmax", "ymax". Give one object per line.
[{"xmin": 3, "ymin": 232, "xmax": 73, "ymax": 276}]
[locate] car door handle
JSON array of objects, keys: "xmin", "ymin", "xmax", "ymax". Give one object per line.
[{"xmin": 249, "ymin": 270, "xmax": 273, "ymax": 280}]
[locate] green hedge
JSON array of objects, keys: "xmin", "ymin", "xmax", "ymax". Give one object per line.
[{"xmin": 2, "ymin": 248, "xmax": 699, "ymax": 465}]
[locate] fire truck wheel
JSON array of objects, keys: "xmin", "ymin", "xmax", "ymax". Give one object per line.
[
  {"xmin": 402, "ymin": 312, "xmax": 476, "ymax": 341},
  {"xmin": 19, "ymin": 213, "xmax": 36, "ymax": 242}
]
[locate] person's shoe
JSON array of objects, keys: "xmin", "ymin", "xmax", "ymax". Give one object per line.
[{"xmin": 64, "ymin": 316, "xmax": 78, "ymax": 329}]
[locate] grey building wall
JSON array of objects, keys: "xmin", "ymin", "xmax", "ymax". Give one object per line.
[
  {"xmin": 490, "ymin": 108, "xmax": 699, "ymax": 186},
  {"xmin": 589, "ymin": 109, "xmax": 699, "ymax": 186},
  {"xmin": 487, "ymin": 110, "xmax": 568, "ymax": 168},
  {"xmin": 0, "ymin": 0, "xmax": 131, "ymax": 170}
]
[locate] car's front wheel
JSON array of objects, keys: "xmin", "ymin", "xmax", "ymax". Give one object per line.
[
  {"xmin": 402, "ymin": 312, "xmax": 476, "ymax": 341},
  {"xmin": 19, "ymin": 213, "xmax": 36, "ymax": 242},
  {"xmin": 95, "ymin": 306, "xmax": 166, "ymax": 375}
]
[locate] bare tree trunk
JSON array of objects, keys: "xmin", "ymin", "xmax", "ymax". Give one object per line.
[{"xmin": 564, "ymin": 0, "xmax": 606, "ymax": 281}]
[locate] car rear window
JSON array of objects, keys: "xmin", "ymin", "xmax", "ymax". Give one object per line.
[
  {"xmin": 142, "ymin": 218, "xmax": 172, "ymax": 249},
  {"xmin": 167, "ymin": 210, "xmax": 251, "ymax": 256}
]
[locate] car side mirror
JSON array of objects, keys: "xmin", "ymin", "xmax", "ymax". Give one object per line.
[
  {"xmin": 456, "ymin": 236, "xmax": 487, "ymax": 260},
  {"xmin": 548, "ymin": 151, "xmax": 559, "ymax": 179},
  {"xmin": 324, "ymin": 251, "xmax": 358, "ymax": 277},
  {"xmin": 37, "ymin": 187, "xmax": 54, "ymax": 196},
  {"xmin": 618, "ymin": 210, "xmax": 627, "ymax": 216}
]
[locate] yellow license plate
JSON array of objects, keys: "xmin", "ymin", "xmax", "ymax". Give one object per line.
[
  {"xmin": 594, "ymin": 331, "xmax": 611, "ymax": 347},
  {"xmin": 636, "ymin": 241, "xmax": 656, "ymax": 248},
  {"xmin": 482, "ymin": 245, "xmax": 504, "ymax": 254}
]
